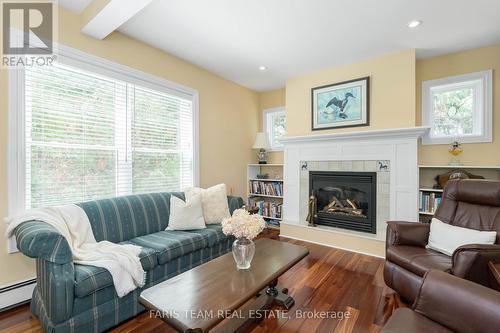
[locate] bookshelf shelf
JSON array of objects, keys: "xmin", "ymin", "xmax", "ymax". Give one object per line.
[
  {"xmin": 247, "ymin": 163, "xmax": 284, "ymax": 229},
  {"xmin": 418, "ymin": 188, "xmax": 442, "ymax": 222},
  {"xmin": 249, "ymin": 178, "xmax": 283, "ymax": 182},
  {"xmin": 418, "ymin": 165, "xmax": 500, "ymax": 169},
  {"xmin": 260, "ymin": 216, "xmax": 282, "ymax": 221},
  {"xmin": 419, "ymin": 188, "xmax": 443, "ymax": 193},
  {"xmin": 248, "ymin": 194, "xmax": 283, "ymax": 199}
]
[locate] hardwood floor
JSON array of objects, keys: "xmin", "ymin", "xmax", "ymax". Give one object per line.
[{"xmin": 0, "ymin": 231, "xmax": 391, "ymax": 333}]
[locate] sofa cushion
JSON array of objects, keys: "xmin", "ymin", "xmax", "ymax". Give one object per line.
[
  {"xmin": 427, "ymin": 217, "xmax": 496, "ymax": 256},
  {"xmin": 74, "ymin": 246, "xmax": 158, "ymax": 298},
  {"xmin": 386, "ymin": 245, "xmax": 452, "ymax": 277},
  {"xmin": 120, "ymin": 242, "xmax": 158, "ymax": 271},
  {"xmin": 128, "ymin": 230, "xmax": 209, "ymax": 265},
  {"xmin": 185, "ymin": 184, "xmax": 230, "ymax": 224},
  {"xmin": 182, "ymin": 224, "xmax": 229, "ymax": 247},
  {"xmin": 78, "ymin": 192, "xmax": 183, "ymax": 243}
]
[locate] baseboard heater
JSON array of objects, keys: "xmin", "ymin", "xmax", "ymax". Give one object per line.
[{"xmin": 0, "ymin": 278, "xmax": 36, "ymax": 312}]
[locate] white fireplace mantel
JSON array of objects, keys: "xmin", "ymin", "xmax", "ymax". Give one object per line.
[
  {"xmin": 280, "ymin": 126, "xmax": 429, "ymax": 248},
  {"xmin": 280, "ymin": 126, "xmax": 429, "ymax": 144}
]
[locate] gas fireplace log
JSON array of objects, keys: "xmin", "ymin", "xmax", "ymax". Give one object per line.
[
  {"xmin": 322, "ymin": 196, "xmax": 366, "ymax": 217},
  {"xmin": 346, "ymin": 198, "xmax": 357, "ymax": 209},
  {"xmin": 324, "ymin": 207, "xmax": 364, "ymax": 215}
]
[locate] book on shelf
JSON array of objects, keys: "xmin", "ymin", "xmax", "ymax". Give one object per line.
[
  {"xmin": 252, "ymin": 200, "xmax": 282, "ymax": 220},
  {"xmin": 419, "ymin": 190, "xmax": 442, "ymax": 214},
  {"xmin": 249, "ymin": 180, "xmax": 283, "ymax": 197}
]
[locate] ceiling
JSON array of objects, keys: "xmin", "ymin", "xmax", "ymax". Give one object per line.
[{"xmin": 60, "ymin": 0, "xmax": 500, "ymax": 91}]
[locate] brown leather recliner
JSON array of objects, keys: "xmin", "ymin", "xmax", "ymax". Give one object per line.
[
  {"xmin": 384, "ymin": 179, "xmax": 500, "ymax": 302},
  {"xmin": 381, "ymin": 270, "xmax": 500, "ymax": 333}
]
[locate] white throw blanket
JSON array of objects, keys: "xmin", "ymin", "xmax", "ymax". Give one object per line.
[{"xmin": 5, "ymin": 204, "xmax": 146, "ymax": 297}]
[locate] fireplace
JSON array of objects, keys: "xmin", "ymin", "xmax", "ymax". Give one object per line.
[{"xmin": 309, "ymin": 171, "xmax": 377, "ymax": 233}]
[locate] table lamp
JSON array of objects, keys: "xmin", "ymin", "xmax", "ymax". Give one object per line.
[{"xmin": 252, "ymin": 132, "xmax": 270, "ymax": 164}]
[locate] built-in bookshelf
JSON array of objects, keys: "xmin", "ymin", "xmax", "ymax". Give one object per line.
[
  {"xmin": 418, "ymin": 165, "xmax": 500, "ymax": 222},
  {"xmin": 247, "ymin": 164, "xmax": 283, "ymax": 229},
  {"xmin": 419, "ymin": 189, "xmax": 443, "ymax": 215}
]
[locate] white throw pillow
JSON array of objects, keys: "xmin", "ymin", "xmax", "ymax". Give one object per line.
[
  {"xmin": 426, "ymin": 218, "xmax": 497, "ymax": 256},
  {"xmin": 166, "ymin": 194, "xmax": 206, "ymax": 230},
  {"xmin": 184, "ymin": 184, "xmax": 230, "ymax": 224}
]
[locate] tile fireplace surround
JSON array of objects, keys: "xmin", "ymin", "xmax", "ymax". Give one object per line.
[{"xmin": 280, "ymin": 127, "xmax": 429, "ymax": 257}]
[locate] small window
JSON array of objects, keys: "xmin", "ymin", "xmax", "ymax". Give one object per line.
[
  {"xmin": 263, "ymin": 107, "xmax": 286, "ymax": 150},
  {"xmin": 422, "ymin": 70, "xmax": 492, "ymax": 145}
]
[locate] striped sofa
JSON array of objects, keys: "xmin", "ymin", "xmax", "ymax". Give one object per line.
[{"xmin": 13, "ymin": 192, "xmax": 244, "ymax": 333}]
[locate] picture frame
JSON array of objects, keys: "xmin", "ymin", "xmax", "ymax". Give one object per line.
[{"xmin": 311, "ymin": 76, "xmax": 369, "ymax": 131}]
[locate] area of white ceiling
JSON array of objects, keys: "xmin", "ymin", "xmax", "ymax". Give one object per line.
[
  {"xmin": 59, "ymin": 0, "xmax": 92, "ymax": 14},
  {"xmin": 59, "ymin": 0, "xmax": 500, "ymax": 91}
]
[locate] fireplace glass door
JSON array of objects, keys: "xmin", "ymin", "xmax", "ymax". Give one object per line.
[{"xmin": 309, "ymin": 171, "xmax": 377, "ymax": 233}]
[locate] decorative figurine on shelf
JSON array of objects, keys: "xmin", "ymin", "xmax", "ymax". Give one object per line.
[
  {"xmin": 252, "ymin": 132, "xmax": 270, "ymax": 164},
  {"xmin": 306, "ymin": 195, "xmax": 318, "ymax": 227},
  {"xmin": 434, "ymin": 169, "xmax": 484, "ymax": 189},
  {"xmin": 448, "ymin": 141, "xmax": 463, "ymax": 166}
]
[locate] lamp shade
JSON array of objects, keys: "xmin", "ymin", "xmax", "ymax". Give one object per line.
[{"xmin": 252, "ymin": 132, "xmax": 270, "ymax": 149}]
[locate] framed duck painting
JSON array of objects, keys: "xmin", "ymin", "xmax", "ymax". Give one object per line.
[{"xmin": 311, "ymin": 76, "xmax": 369, "ymax": 131}]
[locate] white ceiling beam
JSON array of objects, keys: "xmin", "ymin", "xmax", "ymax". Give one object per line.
[{"xmin": 81, "ymin": 0, "xmax": 153, "ymax": 40}]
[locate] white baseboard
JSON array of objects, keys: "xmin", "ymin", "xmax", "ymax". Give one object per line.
[
  {"xmin": 0, "ymin": 278, "xmax": 36, "ymax": 311},
  {"xmin": 279, "ymin": 234, "xmax": 385, "ymax": 259}
]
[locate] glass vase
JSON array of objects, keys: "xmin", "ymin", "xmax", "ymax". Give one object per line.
[{"xmin": 232, "ymin": 238, "xmax": 255, "ymax": 270}]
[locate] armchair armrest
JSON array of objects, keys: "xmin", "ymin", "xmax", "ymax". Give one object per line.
[
  {"xmin": 413, "ymin": 270, "xmax": 500, "ymax": 333},
  {"xmin": 452, "ymin": 243, "xmax": 500, "ymax": 286},
  {"xmin": 386, "ymin": 221, "xmax": 430, "ymax": 249},
  {"xmin": 13, "ymin": 220, "xmax": 72, "ymax": 264}
]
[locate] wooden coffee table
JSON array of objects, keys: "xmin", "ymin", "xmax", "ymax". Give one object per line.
[{"xmin": 139, "ymin": 239, "xmax": 309, "ymax": 333}]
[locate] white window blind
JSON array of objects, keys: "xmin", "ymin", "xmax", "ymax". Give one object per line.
[{"xmin": 24, "ymin": 62, "xmax": 194, "ymax": 209}]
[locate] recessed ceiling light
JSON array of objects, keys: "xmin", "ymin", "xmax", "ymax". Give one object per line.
[
  {"xmin": 407, "ymin": 20, "xmax": 422, "ymax": 28},
  {"xmin": 258, "ymin": 66, "xmax": 268, "ymax": 71}
]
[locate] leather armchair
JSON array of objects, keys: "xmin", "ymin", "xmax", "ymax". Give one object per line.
[
  {"xmin": 381, "ymin": 270, "xmax": 500, "ymax": 333},
  {"xmin": 384, "ymin": 179, "xmax": 500, "ymax": 302}
]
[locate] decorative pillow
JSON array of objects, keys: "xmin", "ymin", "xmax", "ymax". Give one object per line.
[
  {"xmin": 166, "ymin": 194, "xmax": 206, "ymax": 230},
  {"xmin": 184, "ymin": 184, "xmax": 230, "ymax": 224},
  {"xmin": 426, "ymin": 218, "xmax": 497, "ymax": 256}
]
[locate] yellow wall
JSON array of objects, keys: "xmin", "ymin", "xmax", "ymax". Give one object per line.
[
  {"xmin": 0, "ymin": 7, "xmax": 259, "ymax": 286},
  {"xmin": 258, "ymin": 88, "xmax": 286, "ymax": 164},
  {"xmin": 285, "ymin": 50, "xmax": 416, "ymax": 136},
  {"xmin": 417, "ymin": 44, "xmax": 500, "ymax": 166}
]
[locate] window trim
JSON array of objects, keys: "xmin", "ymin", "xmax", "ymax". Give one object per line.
[
  {"xmin": 263, "ymin": 107, "xmax": 286, "ymax": 151},
  {"xmin": 421, "ymin": 70, "xmax": 492, "ymax": 145},
  {"xmin": 7, "ymin": 43, "xmax": 199, "ymax": 252}
]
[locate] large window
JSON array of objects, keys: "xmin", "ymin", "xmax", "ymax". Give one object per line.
[
  {"xmin": 10, "ymin": 49, "xmax": 197, "ymax": 211},
  {"xmin": 422, "ymin": 70, "xmax": 492, "ymax": 145},
  {"xmin": 263, "ymin": 107, "xmax": 286, "ymax": 150}
]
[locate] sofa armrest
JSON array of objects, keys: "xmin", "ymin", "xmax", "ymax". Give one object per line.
[
  {"xmin": 413, "ymin": 270, "xmax": 500, "ymax": 333},
  {"xmin": 14, "ymin": 220, "xmax": 72, "ymax": 264},
  {"xmin": 35, "ymin": 259, "xmax": 75, "ymax": 324},
  {"xmin": 386, "ymin": 221, "xmax": 430, "ymax": 249},
  {"xmin": 227, "ymin": 196, "xmax": 244, "ymax": 214},
  {"xmin": 452, "ymin": 243, "xmax": 500, "ymax": 286}
]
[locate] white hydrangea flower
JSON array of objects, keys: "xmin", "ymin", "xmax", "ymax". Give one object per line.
[{"xmin": 221, "ymin": 209, "xmax": 265, "ymax": 240}]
